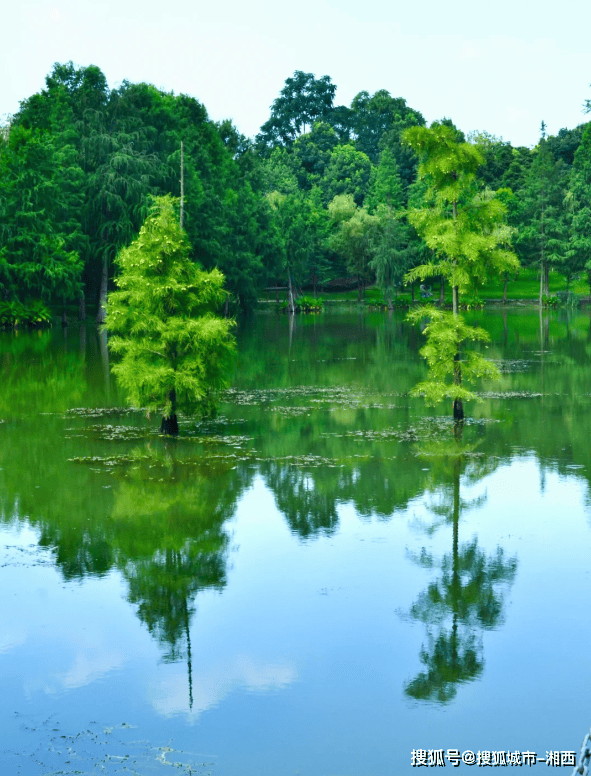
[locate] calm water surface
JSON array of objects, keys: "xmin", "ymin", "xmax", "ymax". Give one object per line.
[{"xmin": 1, "ymin": 309, "xmax": 591, "ymax": 775}]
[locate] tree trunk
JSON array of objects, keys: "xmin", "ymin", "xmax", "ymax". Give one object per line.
[
  {"xmin": 78, "ymin": 289, "xmax": 86, "ymax": 321},
  {"xmin": 439, "ymin": 275, "xmax": 445, "ymax": 306},
  {"xmin": 62, "ymin": 296, "xmax": 68, "ymax": 327},
  {"xmin": 96, "ymin": 254, "xmax": 108, "ymax": 324},
  {"xmin": 357, "ymin": 274, "xmax": 362, "ymax": 303},
  {"xmin": 79, "ymin": 321, "xmax": 87, "ymax": 359},
  {"xmin": 453, "ymin": 351, "xmax": 464, "ymax": 420},
  {"xmin": 411, "ymin": 282, "xmax": 415, "ymax": 303},
  {"xmin": 502, "ymin": 274, "xmax": 508, "ymax": 304},
  {"xmin": 224, "ymin": 296, "xmax": 229, "ymax": 318},
  {"xmin": 313, "ymin": 273, "xmax": 317, "ymax": 298},
  {"xmin": 544, "ymin": 263, "xmax": 549, "ymax": 297},
  {"xmin": 539, "ymin": 260, "xmax": 544, "ymax": 308},
  {"xmin": 160, "ymin": 388, "xmax": 179, "ymax": 435},
  {"xmin": 588, "ymin": 269, "xmax": 591, "ymax": 303},
  {"xmin": 287, "ymin": 272, "xmax": 295, "ymax": 314},
  {"xmin": 98, "ymin": 327, "xmax": 110, "ymax": 398}
]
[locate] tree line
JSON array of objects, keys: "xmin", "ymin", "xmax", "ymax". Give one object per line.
[{"xmin": 1, "ymin": 62, "xmax": 591, "ymax": 320}]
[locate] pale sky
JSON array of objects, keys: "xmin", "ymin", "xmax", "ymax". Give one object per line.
[{"xmin": 2, "ymin": 0, "xmax": 589, "ymax": 148}]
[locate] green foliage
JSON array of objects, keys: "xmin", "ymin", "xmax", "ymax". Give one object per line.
[
  {"xmin": 256, "ymin": 71, "xmax": 337, "ymax": 152},
  {"xmin": 280, "ymin": 294, "xmax": 323, "ymax": 312},
  {"xmin": 513, "ymin": 133, "xmax": 570, "ymax": 291},
  {"xmin": 350, "ymin": 90, "xmax": 425, "ymax": 166},
  {"xmin": 407, "ymin": 306, "xmax": 500, "ymax": 408},
  {"xmin": 292, "ymin": 122, "xmax": 339, "ymax": 190},
  {"xmin": 106, "ymin": 196, "xmax": 236, "ymax": 419},
  {"xmin": 268, "ymin": 189, "xmax": 330, "ymax": 289},
  {"xmin": 320, "ymin": 144, "xmax": 372, "ymax": 206},
  {"xmin": 461, "ymin": 292, "xmax": 484, "ymax": 310},
  {"xmin": 542, "ymin": 293, "xmax": 560, "ymax": 308},
  {"xmin": 365, "ymin": 147, "xmax": 404, "ymax": 213},
  {"xmin": 369, "ymin": 207, "xmax": 414, "ymax": 305},
  {"xmin": 467, "ymin": 130, "xmax": 514, "ymax": 191},
  {"xmin": 568, "ymin": 123, "xmax": 591, "ymax": 295},
  {"xmin": 0, "ymin": 124, "xmax": 84, "ymax": 301},
  {"xmin": 0, "ymin": 299, "xmax": 52, "ymax": 328},
  {"xmin": 403, "ymin": 124, "xmax": 519, "ymax": 304},
  {"xmin": 327, "ymin": 195, "xmax": 377, "ymax": 297}
]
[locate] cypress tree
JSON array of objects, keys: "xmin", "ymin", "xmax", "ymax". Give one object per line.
[{"xmin": 106, "ymin": 196, "xmax": 236, "ymax": 434}]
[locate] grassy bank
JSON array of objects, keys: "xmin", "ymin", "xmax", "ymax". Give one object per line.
[{"xmin": 261, "ymin": 268, "xmax": 591, "ymax": 307}]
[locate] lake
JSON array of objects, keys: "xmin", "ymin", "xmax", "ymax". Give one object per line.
[{"xmin": 1, "ymin": 307, "xmax": 590, "ymax": 775}]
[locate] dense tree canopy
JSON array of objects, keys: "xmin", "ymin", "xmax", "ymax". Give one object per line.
[{"xmin": 2, "ymin": 61, "xmax": 590, "ymax": 320}]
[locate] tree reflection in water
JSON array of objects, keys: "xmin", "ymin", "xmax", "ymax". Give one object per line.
[{"xmin": 405, "ymin": 423, "xmax": 518, "ymax": 703}]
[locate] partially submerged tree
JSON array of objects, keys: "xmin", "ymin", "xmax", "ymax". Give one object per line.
[
  {"xmin": 407, "ymin": 307, "xmax": 500, "ymax": 420},
  {"xmin": 106, "ymin": 195, "xmax": 236, "ymax": 434},
  {"xmin": 402, "ymin": 123, "xmax": 517, "ymax": 419}
]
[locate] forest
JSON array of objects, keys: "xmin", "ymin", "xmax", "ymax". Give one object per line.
[{"xmin": 1, "ymin": 61, "xmax": 591, "ymax": 322}]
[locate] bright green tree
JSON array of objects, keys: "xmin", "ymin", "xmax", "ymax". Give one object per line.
[
  {"xmin": 403, "ymin": 123, "xmax": 519, "ymax": 314},
  {"xmin": 407, "ymin": 307, "xmax": 500, "ymax": 420},
  {"xmin": 106, "ymin": 196, "xmax": 236, "ymax": 435},
  {"xmin": 402, "ymin": 124, "xmax": 517, "ymax": 419}
]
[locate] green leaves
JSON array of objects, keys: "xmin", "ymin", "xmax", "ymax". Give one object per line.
[
  {"xmin": 106, "ymin": 196, "xmax": 236, "ymax": 421},
  {"xmin": 407, "ymin": 306, "xmax": 500, "ymax": 408},
  {"xmin": 402, "ymin": 123, "xmax": 519, "ymax": 309}
]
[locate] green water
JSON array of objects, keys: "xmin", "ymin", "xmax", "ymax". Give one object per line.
[{"xmin": 1, "ymin": 308, "xmax": 591, "ymax": 775}]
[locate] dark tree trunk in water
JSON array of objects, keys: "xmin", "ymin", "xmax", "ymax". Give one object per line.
[
  {"xmin": 96, "ymin": 255, "xmax": 108, "ymax": 324},
  {"xmin": 160, "ymin": 414, "xmax": 179, "ymax": 435},
  {"xmin": 160, "ymin": 389, "xmax": 179, "ymax": 435},
  {"xmin": 439, "ymin": 276, "xmax": 445, "ymax": 306},
  {"xmin": 453, "ymin": 351, "xmax": 464, "ymax": 420},
  {"xmin": 357, "ymin": 274, "xmax": 362, "ymax": 303},
  {"xmin": 78, "ymin": 290, "xmax": 86, "ymax": 321},
  {"xmin": 502, "ymin": 274, "xmax": 508, "ymax": 304},
  {"xmin": 62, "ymin": 297, "xmax": 68, "ymax": 327}
]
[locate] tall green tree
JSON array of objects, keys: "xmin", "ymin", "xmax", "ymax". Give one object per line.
[
  {"xmin": 350, "ymin": 90, "xmax": 425, "ymax": 164},
  {"xmin": 256, "ymin": 71, "xmax": 336, "ymax": 153},
  {"xmin": 403, "ymin": 123, "xmax": 517, "ymax": 419},
  {"xmin": 514, "ymin": 125, "xmax": 570, "ymax": 303},
  {"xmin": 106, "ymin": 196, "xmax": 236, "ymax": 434},
  {"xmin": 327, "ymin": 194, "xmax": 377, "ymax": 301},
  {"xmin": 569, "ymin": 121, "xmax": 591, "ymax": 297},
  {"xmin": 403, "ymin": 122, "xmax": 518, "ymax": 314},
  {"xmin": 0, "ymin": 125, "xmax": 83, "ymax": 304},
  {"xmin": 364, "ymin": 147, "xmax": 404, "ymax": 213}
]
